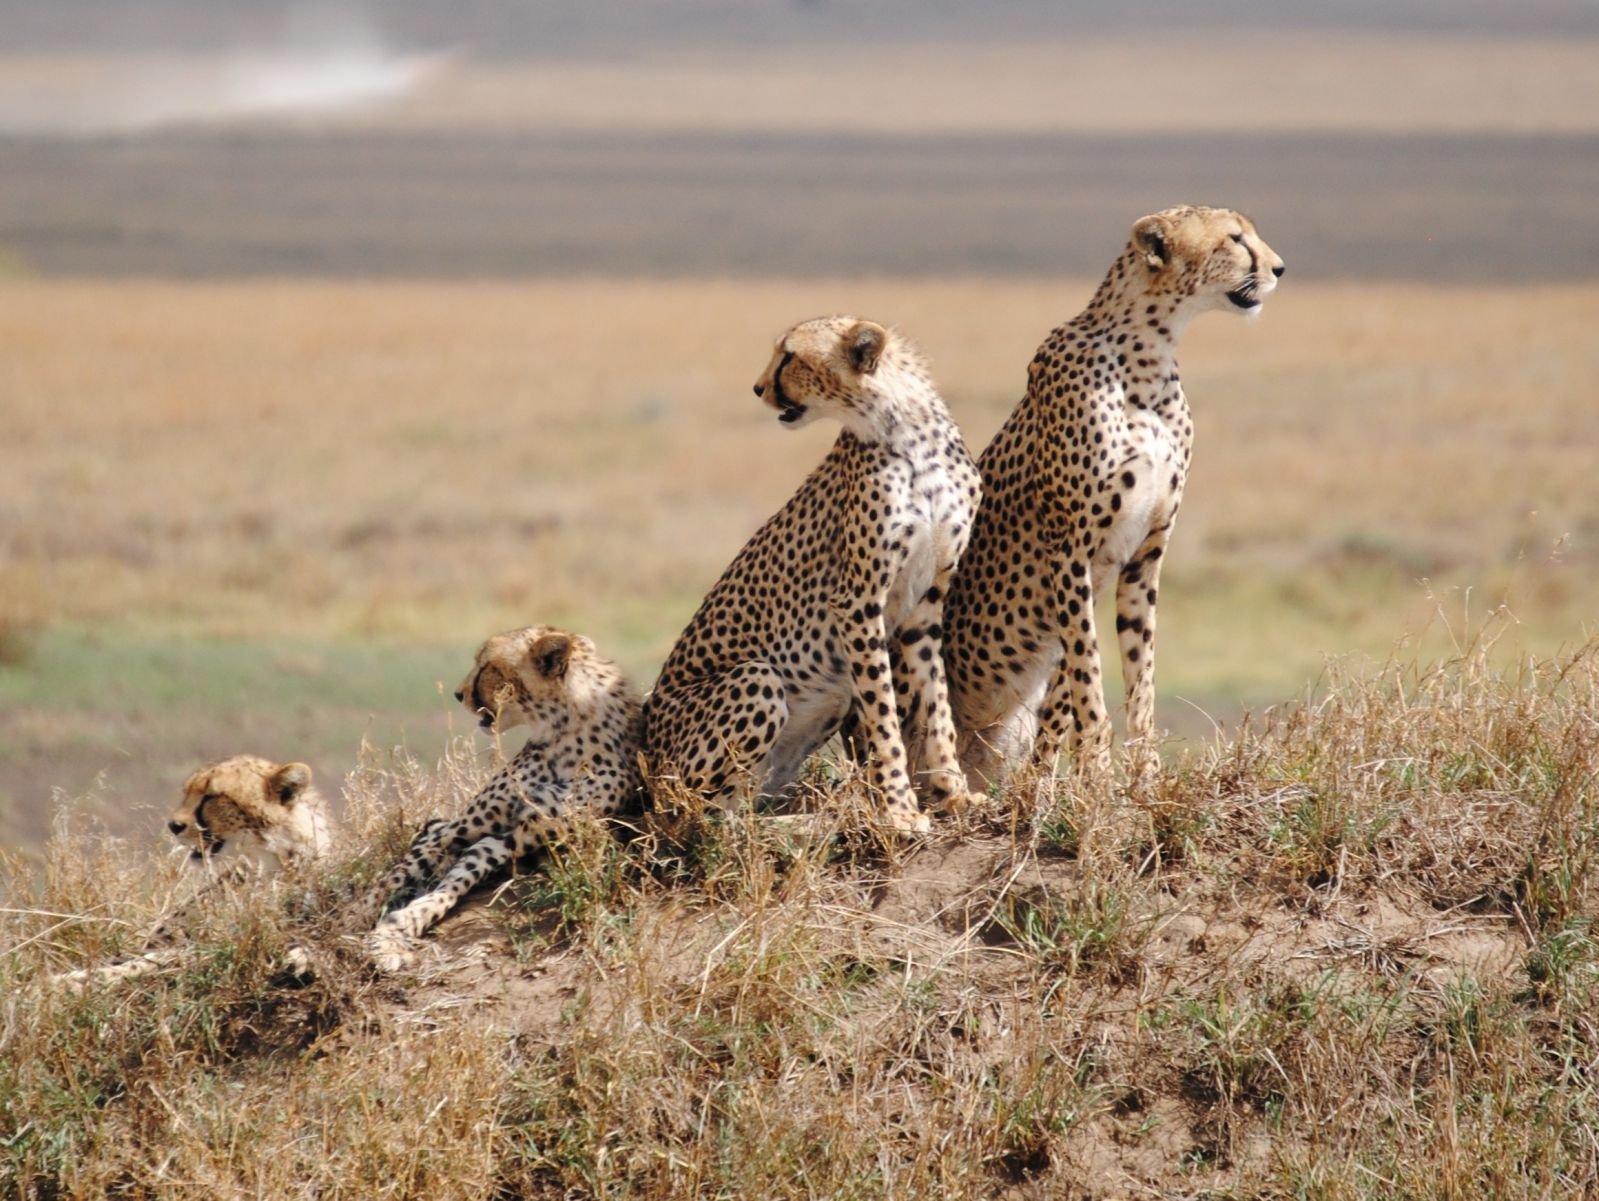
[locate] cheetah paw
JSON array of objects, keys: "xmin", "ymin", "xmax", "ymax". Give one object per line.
[
  {"xmin": 922, "ymin": 771, "xmax": 978, "ymax": 816},
  {"xmin": 934, "ymin": 789, "xmax": 982, "ymax": 817},
  {"xmin": 281, "ymin": 945, "xmax": 316, "ymax": 981},
  {"xmin": 1124, "ymin": 742, "xmax": 1161, "ymax": 794},
  {"xmin": 367, "ymin": 925, "xmax": 421, "ymax": 974},
  {"xmin": 886, "ymin": 807, "xmax": 933, "ymax": 836}
]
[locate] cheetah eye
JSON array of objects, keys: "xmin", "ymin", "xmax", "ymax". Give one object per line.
[{"xmin": 1229, "ymin": 232, "xmax": 1245, "ymax": 244}]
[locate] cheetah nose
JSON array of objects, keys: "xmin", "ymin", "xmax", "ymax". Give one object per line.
[
  {"xmin": 753, "ymin": 383, "xmax": 766, "ymax": 398},
  {"xmin": 168, "ymin": 821, "xmax": 187, "ymax": 835},
  {"xmin": 453, "ymin": 689, "xmax": 464, "ymax": 702},
  {"xmin": 1272, "ymin": 262, "xmax": 1286, "ymax": 278}
]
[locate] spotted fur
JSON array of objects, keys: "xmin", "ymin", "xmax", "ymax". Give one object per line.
[
  {"xmin": 54, "ymin": 756, "xmax": 330, "ymax": 986},
  {"xmin": 368, "ymin": 626, "xmax": 644, "ymax": 972},
  {"xmin": 643, "ymin": 316, "xmax": 982, "ymax": 832},
  {"xmin": 944, "ymin": 206, "xmax": 1284, "ymax": 787}
]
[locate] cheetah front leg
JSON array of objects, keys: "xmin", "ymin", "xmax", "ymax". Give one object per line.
[
  {"xmin": 1115, "ymin": 531, "xmax": 1170, "ymax": 788},
  {"xmin": 372, "ymin": 816, "xmax": 467, "ymax": 914},
  {"xmin": 52, "ymin": 862, "xmax": 251, "ymax": 988},
  {"xmin": 894, "ymin": 578, "xmax": 974, "ymax": 814},
  {"xmin": 838, "ymin": 595, "xmax": 929, "ymax": 834},
  {"xmin": 368, "ymin": 791, "xmax": 568, "ymax": 972},
  {"xmin": 1032, "ymin": 554, "xmax": 1113, "ymax": 779},
  {"xmin": 53, "ymin": 946, "xmax": 188, "ymax": 988}
]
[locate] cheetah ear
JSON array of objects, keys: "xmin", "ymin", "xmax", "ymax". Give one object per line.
[
  {"xmin": 271, "ymin": 762, "xmax": 312, "ymax": 806},
  {"xmin": 530, "ymin": 632, "xmax": 572, "ymax": 680},
  {"xmin": 1132, "ymin": 214, "xmax": 1171, "ymax": 271},
  {"xmin": 845, "ymin": 321, "xmax": 887, "ymax": 375}
]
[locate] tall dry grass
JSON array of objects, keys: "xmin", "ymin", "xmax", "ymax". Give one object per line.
[{"xmin": 5, "ymin": 632, "xmax": 1596, "ymax": 1198}]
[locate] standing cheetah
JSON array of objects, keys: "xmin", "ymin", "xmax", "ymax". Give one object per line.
[
  {"xmin": 368, "ymin": 626, "xmax": 644, "ymax": 971},
  {"xmin": 644, "ymin": 316, "xmax": 982, "ymax": 832},
  {"xmin": 944, "ymin": 206, "xmax": 1284, "ymax": 787}
]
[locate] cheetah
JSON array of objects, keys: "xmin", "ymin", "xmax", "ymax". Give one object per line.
[
  {"xmin": 643, "ymin": 316, "xmax": 982, "ymax": 832},
  {"xmin": 53, "ymin": 756, "xmax": 331, "ymax": 985},
  {"xmin": 943, "ymin": 206, "xmax": 1284, "ymax": 788},
  {"xmin": 368, "ymin": 625, "xmax": 645, "ymax": 972}
]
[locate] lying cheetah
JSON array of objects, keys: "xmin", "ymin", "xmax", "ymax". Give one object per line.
[
  {"xmin": 944, "ymin": 206, "xmax": 1284, "ymax": 787},
  {"xmin": 644, "ymin": 316, "xmax": 982, "ymax": 832},
  {"xmin": 53, "ymin": 756, "xmax": 331, "ymax": 985},
  {"xmin": 368, "ymin": 626, "xmax": 645, "ymax": 972}
]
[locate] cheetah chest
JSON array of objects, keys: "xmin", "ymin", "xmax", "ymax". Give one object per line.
[
  {"xmin": 883, "ymin": 458, "xmax": 965, "ymax": 629},
  {"xmin": 774, "ymin": 458, "xmax": 961, "ymax": 773},
  {"xmin": 1090, "ymin": 409, "xmax": 1184, "ymax": 591}
]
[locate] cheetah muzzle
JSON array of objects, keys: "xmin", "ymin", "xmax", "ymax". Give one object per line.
[{"xmin": 759, "ymin": 350, "xmax": 808, "ymax": 425}]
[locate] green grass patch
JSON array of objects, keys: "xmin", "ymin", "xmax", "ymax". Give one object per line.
[{"xmin": 0, "ymin": 624, "xmax": 465, "ymax": 714}]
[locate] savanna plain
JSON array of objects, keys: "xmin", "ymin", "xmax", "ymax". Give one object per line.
[
  {"xmin": 3, "ymin": 274, "xmax": 1597, "ymax": 1199},
  {"xmin": 4, "ymin": 23, "xmax": 1599, "ymax": 1198}
]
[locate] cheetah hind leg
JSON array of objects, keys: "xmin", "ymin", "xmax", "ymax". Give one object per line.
[{"xmin": 656, "ymin": 660, "xmax": 790, "ymax": 812}]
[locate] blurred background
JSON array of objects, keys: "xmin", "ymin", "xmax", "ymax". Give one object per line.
[{"xmin": 2, "ymin": 1, "xmax": 1596, "ymax": 851}]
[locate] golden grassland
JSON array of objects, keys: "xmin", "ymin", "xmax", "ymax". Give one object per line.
[
  {"xmin": 3, "ymin": 639, "xmax": 1596, "ymax": 1198},
  {"xmin": 1, "ymin": 276, "xmax": 1595, "ymax": 845},
  {"xmin": 3, "ymin": 276, "xmax": 1593, "ymax": 645}
]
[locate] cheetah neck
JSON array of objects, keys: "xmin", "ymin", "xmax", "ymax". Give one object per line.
[
  {"xmin": 1079, "ymin": 247, "xmax": 1202, "ymax": 346},
  {"xmin": 846, "ymin": 362, "xmax": 955, "ymax": 453},
  {"xmin": 555, "ymin": 670, "xmax": 637, "ymax": 743},
  {"xmin": 1058, "ymin": 248, "xmax": 1195, "ymax": 416},
  {"xmin": 299, "ymin": 803, "xmax": 335, "ymax": 860},
  {"xmin": 260, "ymin": 792, "xmax": 334, "ymax": 868}
]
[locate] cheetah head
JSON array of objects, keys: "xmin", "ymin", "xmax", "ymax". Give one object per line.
[
  {"xmin": 751, "ymin": 315, "xmax": 900, "ymax": 434},
  {"xmin": 1130, "ymin": 206, "xmax": 1284, "ymax": 318},
  {"xmin": 167, "ymin": 756, "xmax": 328, "ymax": 871},
  {"xmin": 456, "ymin": 625, "xmax": 596, "ymax": 736}
]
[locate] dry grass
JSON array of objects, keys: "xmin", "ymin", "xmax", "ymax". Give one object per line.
[
  {"xmin": 3, "ymin": 26, "xmax": 1594, "ymax": 1194},
  {"xmin": 5, "ymin": 633, "xmax": 1597, "ymax": 1198}
]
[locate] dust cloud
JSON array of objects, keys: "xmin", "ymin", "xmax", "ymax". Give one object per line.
[{"xmin": 0, "ymin": 5, "xmax": 443, "ymax": 134}]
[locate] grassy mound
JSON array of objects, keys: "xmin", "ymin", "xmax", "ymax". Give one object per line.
[{"xmin": 5, "ymin": 637, "xmax": 1597, "ymax": 1199}]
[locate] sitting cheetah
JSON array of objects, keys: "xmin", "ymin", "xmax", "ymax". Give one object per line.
[
  {"xmin": 643, "ymin": 316, "xmax": 982, "ymax": 832},
  {"xmin": 368, "ymin": 626, "xmax": 645, "ymax": 972},
  {"xmin": 943, "ymin": 206, "xmax": 1284, "ymax": 787},
  {"xmin": 54, "ymin": 756, "xmax": 331, "ymax": 985}
]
